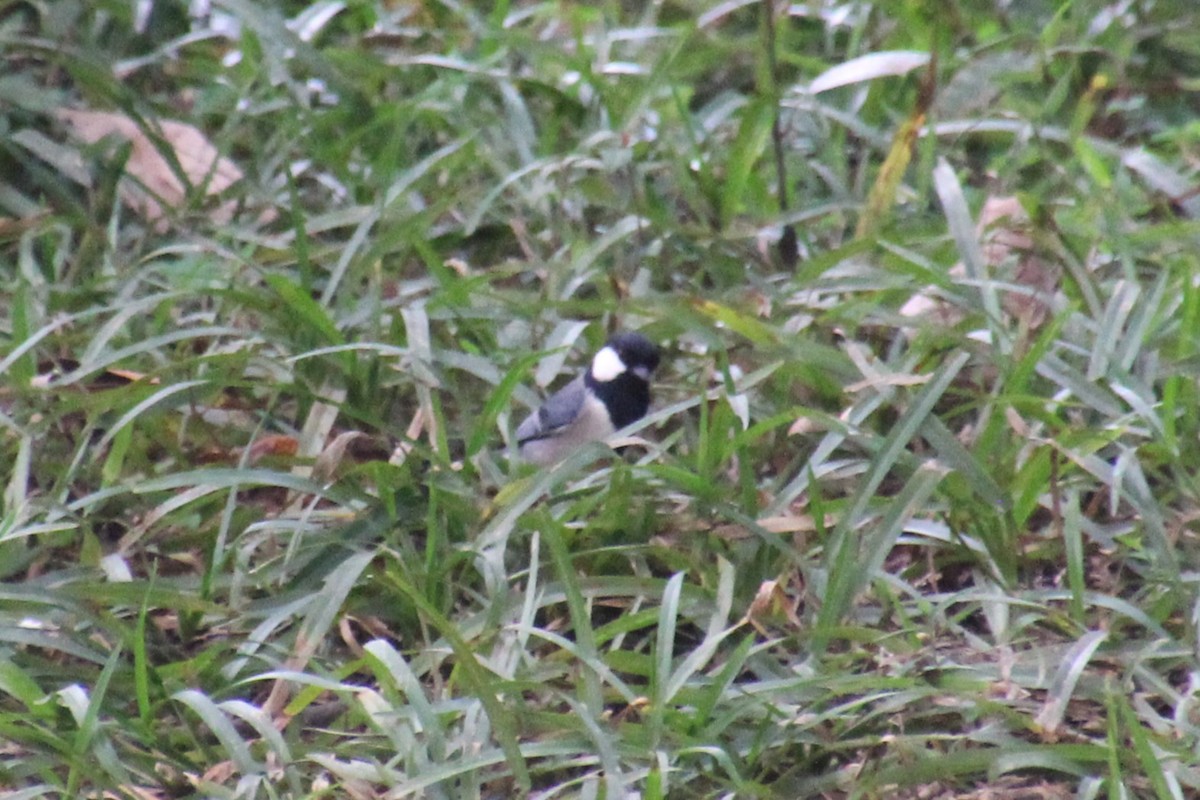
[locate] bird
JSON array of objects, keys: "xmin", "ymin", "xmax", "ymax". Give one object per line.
[{"xmin": 515, "ymin": 332, "xmax": 660, "ymax": 466}]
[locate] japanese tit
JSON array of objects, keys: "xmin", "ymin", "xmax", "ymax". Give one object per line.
[{"xmin": 516, "ymin": 332, "xmax": 661, "ymax": 466}]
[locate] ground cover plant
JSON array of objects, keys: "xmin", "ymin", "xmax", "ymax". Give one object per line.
[{"xmin": 2, "ymin": 1, "xmax": 1200, "ymax": 797}]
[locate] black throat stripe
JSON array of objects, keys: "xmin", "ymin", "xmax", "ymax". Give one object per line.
[{"xmin": 586, "ymin": 371, "xmax": 651, "ymax": 429}]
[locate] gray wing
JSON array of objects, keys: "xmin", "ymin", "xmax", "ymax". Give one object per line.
[{"xmin": 516, "ymin": 375, "xmax": 586, "ymax": 443}]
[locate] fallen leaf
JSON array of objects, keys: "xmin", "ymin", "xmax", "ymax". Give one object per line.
[
  {"xmin": 755, "ymin": 515, "xmax": 816, "ymax": 534},
  {"xmin": 197, "ymin": 760, "xmax": 235, "ymax": 785},
  {"xmin": 787, "ymin": 416, "xmax": 822, "ymax": 436},
  {"xmin": 901, "ymin": 195, "xmax": 1059, "ymax": 331},
  {"xmin": 244, "ymin": 434, "xmax": 300, "ymax": 465},
  {"xmin": 56, "ymin": 108, "xmax": 260, "ymax": 230},
  {"xmin": 31, "ymin": 358, "xmax": 158, "ymax": 390},
  {"xmin": 743, "ymin": 578, "xmax": 803, "ymax": 634},
  {"xmin": 978, "ymin": 196, "xmax": 1058, "ymax": 328}
]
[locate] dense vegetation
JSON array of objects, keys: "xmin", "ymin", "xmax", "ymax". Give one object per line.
[{"xmin": 3, "ymin": 1, "xmax": 1200, "ymax": 797}]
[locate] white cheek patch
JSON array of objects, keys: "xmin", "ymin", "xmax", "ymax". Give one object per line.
[{"xmin": 590, "ymin": 345, "xmax": 627, "ymax": 382}]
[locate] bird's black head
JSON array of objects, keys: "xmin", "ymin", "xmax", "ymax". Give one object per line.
[
  {"xmin": 585, "ymin": 332, "xmax": 660, "ymax": 429},
  {"xmin": 605, "ymin": 332, "xmax": 660, "ymax": 379}
]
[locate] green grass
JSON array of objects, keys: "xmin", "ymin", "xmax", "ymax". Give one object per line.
[{"xmin": 3, "ymin": 1, "xmax": 1200, "ymax": 797}]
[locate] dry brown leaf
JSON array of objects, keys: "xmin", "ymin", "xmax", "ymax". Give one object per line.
[
  {"xmin": 31, "ymin": 359, "xmax": 158, "ymax": 390},
  {"xmin": 56, "ymin": 108, "xmax": 253, "ymax": 230},
  {"xmin": 897, "ymin": 267, "xmax": 967, "ymax": 327},
  {"xmin": 901, "ymin": 195, "xmax": 1059, "ymax": 331},
  {"xmin": 787, "ymin": 416, "xmax": 822, "ymax": 436},
  {"xmin": 978, "ymin": 196, "xmax": 1058, "ymax": 328},
  {"xmin": 1004, "ymin": 405, "xmax": 1031, "ymax": 438},
  {"xmin": 245, "ymin": 433, "xmax": 301, "ymax": 465},
  {"xmin": 198, "ymin": 760, "xmax": 236, "ymax": 785},
  {"xmin": 104, "ymin": 367, "xmax": 155, "ymax": 385},
  {"xmin": 742, "ymin": 578, "xmax": 803, "ymax": 633},
  {"xmin": 338, "ymin": 615, "xmax": 365, "ymax": 657},
  {"xmin": 309, "ymin": 431, "xmax": 369, "ymax": 482},
  {"xmin": 755, "ymin": 515, "xmax": 816, "ymax": 534}
]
